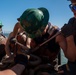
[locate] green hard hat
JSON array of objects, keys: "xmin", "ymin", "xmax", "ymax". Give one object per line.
[
  {"xmin": 0, "ymin": 21, "xmax": 3, "ymax": 27},
  {"xmin": 20, "ymin": 7, "xmax": 49, "ymax": 38}
]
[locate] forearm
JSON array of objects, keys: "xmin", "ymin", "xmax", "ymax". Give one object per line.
[
  {"xmin": 5, "ymin": 43, "xmax": 11, "ymax": 56},
  {"xmin": 65, "ymin": 35, "xmax": 76, "ymax": 61},
  {"xmin": 5, "ymin": 32, "xmax": 13, "ymax": 56},
  {"xmin": 66, "ymin": 35, "xmax": 76, "ymax": 50},
  {"xmin": 11, "ymin": 64, "xmax": 25, "ymax": 75},
  {"xmin": 0, "ymin": 64, "xmax": 25, "ymax": 75}
]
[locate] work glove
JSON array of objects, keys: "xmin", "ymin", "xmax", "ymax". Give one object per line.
[
  {"xmin": 14, "ymin": 54, "xmax": 28, "ymax": 67},
  {"xmin": 61, "ymin": 23, "xmax": 74, "ymax": 37}
]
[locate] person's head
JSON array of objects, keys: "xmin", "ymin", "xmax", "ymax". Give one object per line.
[
  {"xmin": 0, "ymin": 21, "xmax": 3, "ymax": 28},
  {"xmin": 68, "ymin": 0, "xmax": 76, "ymax": 17},
  {"xmin": 69, "ymin": 0, "xmax": 76, "ymax": 3},
  {"xmin": 19, "ymin": 7, "xmax": 49, "ymax": 38}
]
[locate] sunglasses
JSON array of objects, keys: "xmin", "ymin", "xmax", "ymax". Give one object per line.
[{"xmin": 69, "ymin": 4, "xmax": 76, "ymax": 10}]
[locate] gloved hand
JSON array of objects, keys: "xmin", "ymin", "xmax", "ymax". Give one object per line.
[
  {"xmin": 14, "ymin": 54, "xmax": 28, "ymax": 67},
  {"xmin": 61, "ymin": 23, "xmax": 74, "ymax": 37}
]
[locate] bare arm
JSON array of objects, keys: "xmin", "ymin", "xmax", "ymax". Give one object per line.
[
  {"xmin": 13, "ymin": 22, "xmax": 24, "ymax": 37},
  {"xmin": 5, "ymin": 22, "xmax": 25, "ymax": 56},
  {"xmin": 0, "ymin": 54, "xmax": 29, "ymax": 75},
  {"xmin": 5, "ymin": 32, "xmax": 13, "ymax": 56},
  {"xmin": 0, "ymin": 64, "xmax": 25, "ymax": 75},
  {"xmin": 56, "ymin": 33, "xmax": 76, "ymax": 61},
  {"xmin": 56, "ymin": 33, "xmax": 67, "ymax": 56},
  {"xmin": 66, "ymin": 35, "xmax": 76, "ymax": 61}
]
